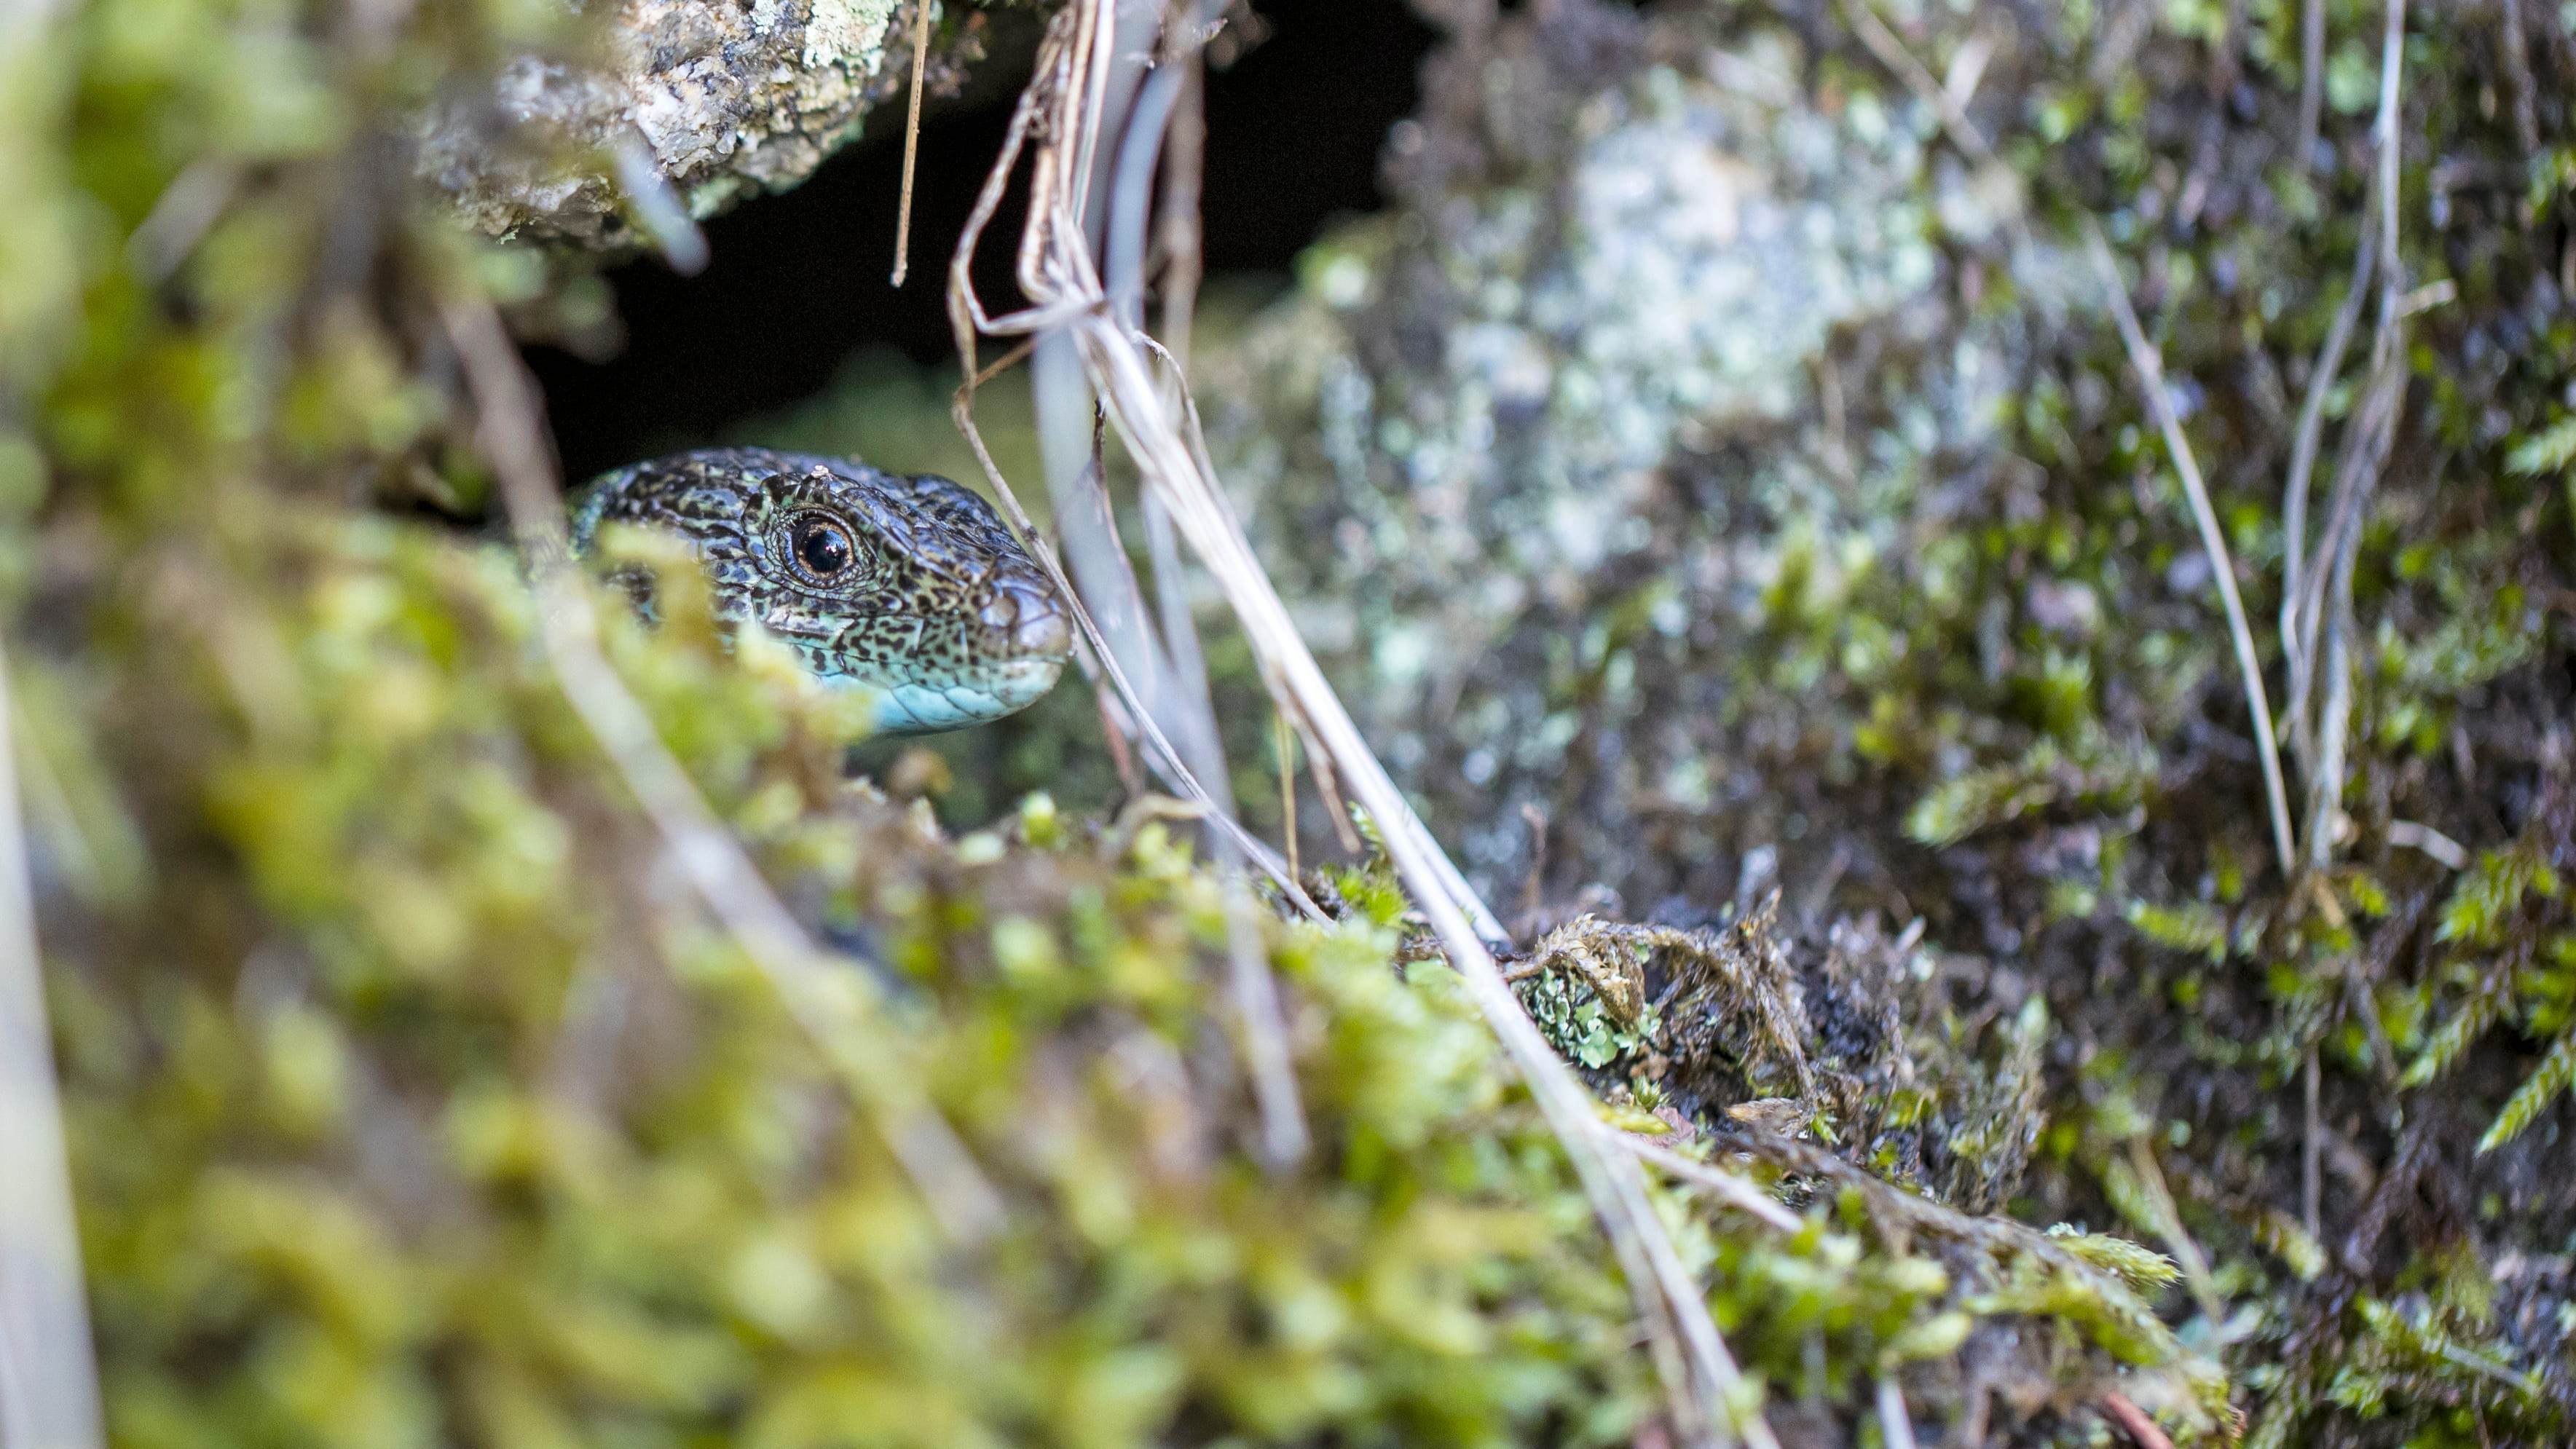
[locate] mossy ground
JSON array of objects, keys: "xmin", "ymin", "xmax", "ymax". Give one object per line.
[{"xmin": 1187, "ymin": 0, "xmax": 2576, "ymax": 1441}]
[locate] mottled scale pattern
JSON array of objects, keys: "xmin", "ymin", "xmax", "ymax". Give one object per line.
[{"xmin": 568, "ymin": 448, "xmax": 1072, "ymax": 735}]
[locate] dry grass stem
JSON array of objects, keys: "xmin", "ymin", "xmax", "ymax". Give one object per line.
[
  {"xmin": 1275, "ymin": 709, "xmax": 1299, "ymax": 883},
  {"xmin": 1152, "ymin": 15, "xmax": 1207, "ymax": 374},
  {"xmin": 2296, "ymin": 0, "xmax": 2325, "ymax": 168},
  {"xmin": 889, "ymin": 0, "xmax": 934, "ymax": 287},
  {"xmin": 1877, "ymin": 1378, "xmax": 1919, "ymax": 1449},
  {"xmin": 2278, "ymin": 197, "xmax": 2374, "ymax": 757},
  {"xmin": 1612, "ymin": 1132, "xmax": 1805, "ymax": 1233},
  {"xmin": 937, "ymin": 102, "xmax": 1314, "ymax": 906},
  {"xmin": 442, "ymin": 296, "xmax": 1009, "ymax": 1244},
  {"xmin": 2286, "ymin": 0, "xmax": 2408, "ymax": 869},
  {"xmin": 2125, "ymin": 1135, "xmax": 2226, "ymax": 1330},
  {"xmin": 2498, "ymin": 0, "xmax": 2539, "ymax": 154},
  {"xmin": 945, "ymin": 384, "xmax": 1320, "ymax": 914},
  {"xmin": 1156, "ymin": 363, "xmax": 1366, "ymax": 854},
  {"xmin": 2082, "ymin": 223, "xmax": 2299, "ymax": 879},
  {"xmin": 1848, "ymin": 0, "xmax": 1994, "ymax": 165},
  {"xmin": 0, "ymin": 634, "xmax": 106, "ymax": 1449},
  {"xmin": 2102, "ymin": 1391, "xmax": 2178, "ymax": 1449},
  {"xmin": 1224, "ymin": 878, "xmax": 1311, "ymax": 1171},
  {"xmin": 943, "ymin": 7, "xmax": 1776, "ymax": 1440}
]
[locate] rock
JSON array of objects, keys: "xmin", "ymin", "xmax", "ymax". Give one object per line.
[
  {"xmin": 416, "ymin": 0, "xmax": 1001, "ymax": 248},
  {"xmin": 1208, "ymin": 0, "xmax": 2050, "ymax": 911}
]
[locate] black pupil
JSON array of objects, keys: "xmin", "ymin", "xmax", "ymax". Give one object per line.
[{"xmin": 795, "ymin": 520, "xmax": 852, "ymax": 577}]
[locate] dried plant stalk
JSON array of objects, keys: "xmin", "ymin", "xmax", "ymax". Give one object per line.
[
  {"xmin": 0, "ymin": 633, "xmax": 106, "ymax": 1449},
  {"xmin": 2083, "ymin": 224, "xmax": 2299, "ymax": 880},
  {"xmin": 889, "ymin": 0, "xmax": 934, "ymax": 286},
  {"xmin": 943, "ymin": 7, "xmax": 1776, "ymax": 1441}
]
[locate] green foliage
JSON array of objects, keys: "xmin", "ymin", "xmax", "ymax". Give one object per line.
[
  {"xmin": 2403, "ymin": 821, "xmax": 2576, "ymax": 1150},
  {"xmin": 2045, "ymin": 1225, "xmax": 2183, "ymax": 1296},
  {"xmin": 2435, "ymin": 843, "xmax": 2561, "ymax": 951},
  {"xmin": 2478, "ymin": 1027, "xmax": 2576, "ymax": 1153},
  {"xmin": 2505, "ymin": 411, "xmax": 2576, "ymax": 478},
  {"xmin": 2328, "ymin": 1295, "xmax": 2544, "ymax": 1420},
  {"xmin": 2124, "ymin": 899, "xmax": 2232, "ymax": 964}
]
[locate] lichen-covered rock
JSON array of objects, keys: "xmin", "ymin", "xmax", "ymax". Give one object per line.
[
  {"xmin": 417, "ymin": 0, "xmax": 993, "ymax": 248},
  {"xmin": 1210, "ymin": 0, "xmax": 2052, "ymax": 907}
]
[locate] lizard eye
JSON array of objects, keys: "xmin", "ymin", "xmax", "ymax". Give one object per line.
[{"xmin": 788, "ymin": 513, "xmax": 856, "ymax": 583}]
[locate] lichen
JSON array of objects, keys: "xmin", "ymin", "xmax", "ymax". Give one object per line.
[{"xmin": 417, "ymin": 0, "xmax": 993, "ymax": 248}]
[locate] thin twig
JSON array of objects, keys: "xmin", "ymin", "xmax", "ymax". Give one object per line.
[
  {"xmin": 2125, "ymin": 1135, "xmax": 2226, "ymax": 1329},
  {"xmin": 2295, "ymin": 0, "xmax": 2325, "ymax": 170},
  {"xmin": 2290, "ymin": 0, "xmax": 2408, "ymax": 866},
  {"xmin": 0, "ymin": 634, "xmax": 106, "ymax": 1449},
  {"xmin": 441, "ymin": 296, "xmax": 1007, "ymax": 1243},
  {"xmin": 2277, "ymin": 198, "xmax": 2374, "ymax": 773},
  {"xmin": 2101, "ymin": 1391, "xmax": 2178, "ymax": 1449},
  {"xmin": 1224, "ymin": 877, "xmax": 1310, "ymax": 1170},
  {"xmin": 2499, "ymin": 0, "xmax": 2540, "ymax": 157},
  {"xmin": 1611, "ymin": 1130, "xmax": 1804, "ymax": 1233},
  {"xmin": 889, "ymin": 0, "xmax": 935, "ymax": 287},
  {"xmin": 1846, "ymin": 0, "xmax": 1994, "ymax": 166},
  {"xmin": 1275, "ymin": 709, "xmax": 1299, "ymax": 884},
  {"xmin": 2301, "ymin": 1046, "xmax": 2322, "ymax": 1239},
  {"xmin": 2083, "ymin": 224, "xmax": 2298, "ymax": 879},
  {"xmin": 1877, "ymin": 1378, "xmax": 1920, "ymax": 1449}
]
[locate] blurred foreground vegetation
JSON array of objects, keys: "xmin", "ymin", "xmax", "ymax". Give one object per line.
[{"xmin": 3, "ymin": 0, "xmax": 2574, "ymax": 1444}]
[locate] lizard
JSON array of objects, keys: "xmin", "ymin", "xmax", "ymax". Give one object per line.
[{"xmin": 568, "ymin": 447, "xmax": 1071, "ymax": 735}]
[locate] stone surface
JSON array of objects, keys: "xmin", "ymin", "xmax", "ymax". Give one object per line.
[
  {"xmin": 1208, "ymin": 0, "xmax": 2055, "ymax": 915},
  {"xmin": 417, "ymin": 0, "xmax": 990, "ymax": 248}
]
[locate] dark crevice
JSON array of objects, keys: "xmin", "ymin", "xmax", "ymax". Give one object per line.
[{"xmin": 531, "ymin": 0, "xmax": 1439, "ymax": 482}]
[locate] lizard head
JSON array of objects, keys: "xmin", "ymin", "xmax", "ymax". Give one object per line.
[{"xmin": 570, "ymin": 448, "xmax": 1072, "ymax": 735}]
